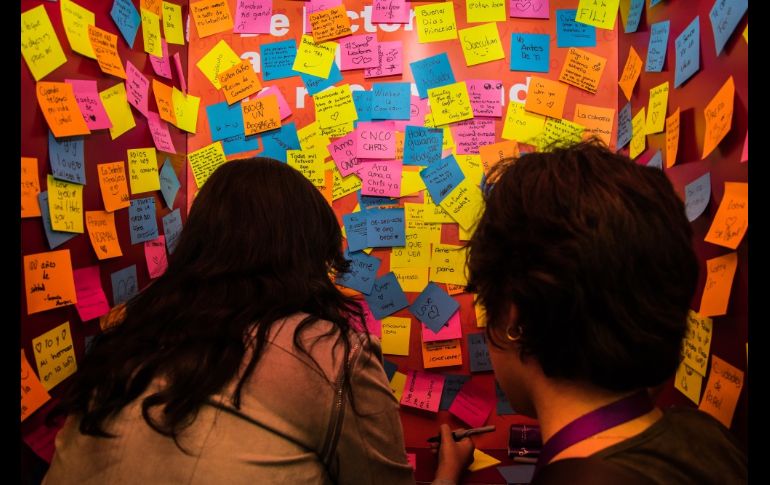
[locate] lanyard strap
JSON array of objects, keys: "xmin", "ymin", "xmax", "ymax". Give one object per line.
[{"xmin": 535, "ymin": 390, "xmax": 654, "ymax": 472}]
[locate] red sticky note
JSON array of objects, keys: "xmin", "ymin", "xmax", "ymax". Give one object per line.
[
  {"xmin": 422, "ymin": 310, "xmax": 462, "ymax": 342},
  {"xmin": 448, "ymin": 378, "xmax": 495, "ymax": 427},
  {"xmin": 73, "ymin": 266, "xmax": 110, "ymax": 322},
  {"xmin": 400, "ymin": 370, "xmax": 445, "ymax": 413}
]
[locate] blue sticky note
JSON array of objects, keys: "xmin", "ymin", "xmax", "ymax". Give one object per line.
[
  {"xmin": 222, "ymin": 133, "xmax": 260, "ymax": 156},
  {"xmin": 495, "ymin": 381, "xmax": 516, "ymax": 415},
  {"xmin": 353, "ymin": 91, "xmax": 374, "ymax": 123},
  {"xmin": 111, "ymin": 265, "xmax": 138, "ymax": 305},
  {"xmin": 336, "ymin": 250, "xmax": 382, "ymax": 295},
  {"xmin": 300, "ymin": 62, "xmax": 343, "ymax": 96},
  {"xmin": 497, "ymin": 465, "xmax": 535, "ymax": 484},
  {"xmin": 685, "ymin": 172, "xmax": 711, "ymax": 222},
  {"xmin": 646, "ymin": 20, "xmax": 670, "ymax": 72},
  {"xmin": 159, "ymin": 159, "xmax": 180, "ymax": 209},
  {"xmin": 403, "ymin": 126, "xmax": 443, "ymax": 166},
  {"xmin": 420, "ymin": 155, "xmax": 465, "ymax": 204},
  {"xmin": 48, "ymin": 132, "xmax": 85, "ymax": 185},
  {"xmin": 111, "ymin": 0, "xmax": 140, "ymax": 49},
  {"xmin": 709, "ymin": 0, "xmax": 748, "ymax": 55},
  {"xmin": 510, "ymin": 33, "xmax": 550, "ymax": 73},
  {"xmin": 409, "ymin": 282, "xmax": 460, "ymax": 332},
  {"xmin": 364, "ymin": 272, "xmax": 409, "ymax": 319},
  {"xmin": 625, "ymin": 0, "xmax": 644, "ymax": 33},
  {"xmin": 440, "ymin": 375, "xmax": 470, "ymax": 411},
  {"xmin": 128, "ymin": 197, "xmax": 159, "ymax": 245},
  {"xmin": 206, "ymin": 101, "xmax": 244, "ymax": 141},
  {"xmin": 410, "ymin": 53, "xmax": 456, "ymax": 99},
  {"xmin": 260, "ymin": 122, "xmax": 300, "ymax": 161},
  {"xmin": 674, "ymin": 17, "xmax": 700, "ymax": 88},
  {"xmin": 366, "ymin": 208, "xmax": 405, "ymax": 248},
  {"xmin": 38, "ymin": 192, "xmax": 77, "ymax": 250},
  {"xmin": 162, "ymin": 208, "xmax": 183, "ymax": 254},
  {"xmin": 357, "ymin": 192, "xmax": 397, "ymax": 210},
  {"xmin": 343, "ymin": 212, "xmax": 369, "ymax": 252},
  {"xmin": 647, "ymin": 150, "xmax": 663, "ymax": 169},
  {"xmin": 383, "ymin": 359, "xmax": 398, "ymax": 381},
  {"xmin": 617, "ymin": 102, "xmax": 632, "ymax": 149},
  {"xmin": 468, "ymin": 333, "xmax": 493, "ymax": 372},
  {"xmin": 260, "ymin": 39, "xmax": 298, "ymax": 81},
  {"xmin": 556, "ymin": 9, "xmax": 597, "ymax": 48},
  {"xmin": 372, "ymin": 82, "xmax": 411, "ymax": 120},
  {"xmin": 649, "ymin": 0, "xmax": 664, "ymax": 7}
]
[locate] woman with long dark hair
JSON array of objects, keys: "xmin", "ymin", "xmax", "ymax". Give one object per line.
[{"xmin": 43, "ymin": 158, "xmax": 472, "ymax": 484}]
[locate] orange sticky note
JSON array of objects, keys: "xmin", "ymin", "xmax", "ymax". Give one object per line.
[
  {"xmin": 618, "ymin": 46, "xmax": 642, "ymax": 101},
  {"xmin": 242, "ymin": 95, "xmax": 282, "ymax": 136},
  {"xmin": 152, "ymin": 79, "xmax": 176, "ymax": 124},
  {"xmin": 190, "ymin": 0, "xmax": 234, "ymax": 38},
  {"xmin": 704, "ymin": 182, "xmax": 748, "ymax": 250},
  {"xmin": 97, "ymin": 162, "xmax": 130, "ymax": 212},
  {"xmin": 21, "ymin": 157, "xmax": 41, "ymax": 218},
  {"xmin": 699, "ymin": 355, "xmax": 744, "ymax": 428},
  {"xmin": 699, "ymin": 252, "xmax": 738, "ymax": 317},
  {"xmin": 574, "ymin": 104, "xmax": 615, "ymax": 147},
  {"xmin": 665, "ymin": 108, "xmax": 680, "ymax": 168},
  {"xmin": 219, "ymin": 60, "xmax": 262, "ymax": 105},
  {"xmin": 702, "ymin": 76, "xmax": 735, "ymax": 160},
  {"xmin": 321, "ymin": 169, "xmax": 334, "ymax": 206},
  {"xmin": 559, "ymin": 48, "xmax": 607, "ymax": 94},
  {"xmin": 23, "ymin": 249, "xmax": 78, "ymax": 315},
  {"xmin": 524, "ymin": 76, "xmax": 568, "ymax": 119},
  {"xmin": 36, "ymin": 82, "xmax": 91, "ymax": 138},
  {"xmin": 309, "ymin": 5, "xmax": 353, "ymax": 43},
  {"xmin": 478, "ymin": 140, "xmax": 518, "ymax": 176},
  {"xmin": 422, "ymin": 338, "xmax": 463, "ymax": 368},
  {"xmin": 88, "ymin": 25, "xmax": 126, "ymax": 79},
  {"xmin": 21, "ymin": 350, "xmax": 51, "ymax": 422},
  {"xmin": 85, "ymin": 211, "xmax": 123, "ymax": 260},
  {"xmin": 141, "ymin": 0, "xmax": 162, "ymax": 16}
]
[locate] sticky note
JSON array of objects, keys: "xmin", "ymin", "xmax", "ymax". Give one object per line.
[
  {"xmin": 143, "ymin": 236, "xmax": 167, "ymax": 279},
  {"xmin": 372, "ymin": 83, "xmax": 411, "ymax": 120},
  {"xmin": 87, "ymin": 25, "xmax": 126, "ymax": 79},
  {"xmin": 465, "ymin": 80, "xmax": 502, "ymax": 118},
  {"xmin": 393, "ymin": 267, "xmax": 430, "ymax": 293},
  {"xmin": 538, "ymin": 117, "xmax": 586, "ymax": 148},
  {"xmin": 162, "ymin": 1, "xmax": 185, "ymax": 44},
  {"xmin": 340, "ymin": 34, "xmax": 379, "ymax": 70},
  {"xmin": 128, "ymin": 197, "xmax": 159, "ymax": 245},
  {"xmin": 172, "ymin": 88, "xmax": 201, "ymax": 133},
  {"xmin": 624, "ymin": 0, "xmax": 644, "ymax": 33},
  {"xmin": 260, "ymin": 39, "xmax": 298, "ymax": 81},
  {"xmin": 141, "ymin": 0, "xmax": 162, "ymax": 16},
  {"xmin": 24, "ymin": 249, "xmax": 77, "ymax": 315},
  {"xmin": 559, "ymin": 48, "xmax": 607, "ymax": 94},
  {"xmin": 73, "ymin": 266, "xmax": 110, "ymax": 322},
  {"xmin": 38, "ymin": 192, "xmax": 77, "ymax": 249},
  {"xmin": 127, "ymin": 148, "xmax": 160, "ymax": 194},
  {"xmin": 389, "ymin": 371, "xmax": 407, "ymax": 401},
  {"xmin": 359, "ymin": 160, "xmax": 402, "ymax": 197},
  {"xmin": 96, "ymin": 162, "xmax": 129, "ymax": 212},
  {"xmin": 147, "ymin": 112, "xmax": 177, "ymax": 154},
  {"xmin": 111, "ymin": 0, "xmax": 141, "ymax": 48},
  {"xmin": 646, "ymin": 81, "xmax": 669, "ymax": 134},
  {"xmin": 60, "ymin": 0, "xmax": 96, "ymax": 59},
  {"xmin": 37, "ymin": 82, "xmax": 91, "ymax": 138},
  {"xmin": 400, "ymin": 370, "xmax": 445, "ymax": 412},
  {"xmin": 364, "ymin": 272, "xmax": 409, "ymax": 319},
  {"xmin": 630, "ymin": 107, "xmax": 646, "ymax": 159},
  {"xmin": 403, "ymin": 126, "xmax": 442, "ymax": 166},
  {"xmin": 684, "ymin": 172, "xmax": 711, "ymax": 222},
  {"xmin": 217, "ymin": 62, "xmax": 259, "ymax": 106},
  {"xmin": 221, "ymin": 133, "xmax": 259, "ymax": 156},
  {"xmin": 510, "ymin": 33, "xmax": 549, "ymax": 73},
  {"xmin": 510, "ymin": 0, "xmax": 549, "ymax": 19},
  {"xmin": 343, "ymin": 212, "xmax": 368, "ymax": 252},
  {"xmin": 173, "ymin": 52, "xmax": 187, "ymax": 92},
  {"xmin": 66, "ymin": 79, "xmax": 112, "ymax": 130},
  {"xmin": 422, "ymin": 310, "xmax": 462, "ymax": 342},
  {"xmin": 440, "ymin": 375, "xmax": 470, "ymax": 410},
  {"xmin": 423, "ymin": 339, "xmax": 463, "ymax": 368},
  {"xmin": 699, "ymin": 252, "xmax": 738, "ymax": 317},
  {"xmin": 501, "ymin": 102, "xmax": 545, "ymax": 145},
  {"xmin": 365, "ymin": 40, "xmax": 404, "ymax": 78},
  {"xmin": 740, "ymin": 132, "xmax": 747, "ymax": 163},
  {"xmin": 372, "ymin": 0, "xmax": 410, "ymax": 24},
  {"xmin": 21, "ymin": 5, "xmax": 67, "ymax": 81},
  {"xmin": 420, "ymin": 155, "xmax": 465, "ymax": 203},
  {"xmin": 619, "ymin": 46, "xmax": 643, "ymax": 100},
  {"xmin": 459, "ymin": 23, "xmax": 505, "ymax": 66},
  {"xmin": 381, "ymin": 316, "xmax": 411, "ymax": 355},
  {"xmin": 157, "ymin": 159, "xmax": 180, "ymax": 209},
  {"xmin": 48, "ymin": 132, "xmax": 85, "ymax": 185},
  {"xmin": 575, "ymin": 0, "xmax": 619, "ymax": 30},
  {"xmin": 699, "ymin": 355, "xmax": 744, "ymax": 428},
  {"xmin": 557, "ymin": 9, "xmax": 596, "ymax": 47},
  {"xmin": 111, "ymin": 265, "xmax": 138, "ymax": 305},
  {"xmin": 32, "ymin": 322, "xmax": 77, "ymax": 391},
  {"xmin": 642, "ymin": 24, "xmax": 669, "ymax": 73},
  {"xmin": 366, "ymin": 208, "xmax": 405, "ymax": 247},
  {"xmin": 190, "ymin": 0, "xmax": 233, "ymax": 37},
  {"xmin": 430, "ymin": 244, "xmax": 468, "ymax": 286},
  {"xmin": 675, "ymin": 361, "xmax": 704, "ymax": 405},
  {"xmin": 742, "ymin": 24, "xmax": 747, "ymax": 43},
  {"xmin": 468, "ymin": 332, "xmax": 493, "ymax": 372},
  {"xmin": 242, "ymin": 96, "xmax": 282, "ymax": 136},
  {"xmin": 356, "ymin": 122, "xmax": 396, "ymax": 159},
  {"xmin": 21, "ymin": 350, "xmax": 51, "ymax": 422},
  {"xmin": 617, "ymin": 102, "xmax": 632, "ymax": 148},
  {"xmin": 442, "ymin": 179, "xmax": 485, "ymax": 230},
  {"xmin": 287, "ymin": 149, "xmax": 325, "ymax": 186},
  {"xmin": 666, "ymin": 107, "xmax": 680, "ymax": 167},
  {"xmin": 124, "ymin": 61, "xmax": 150, "ymax": 117},
  {"xmin": 415, "ymin": 2, "xmax": 458, "ymax": 44},
  {"xmin": 574, "ymin": 104, "xmax": 614, "ymax": 147},
  {"xmin": 309, "ymin": 4, "xmax": 352, "ymax": 42},
  {"xmin": 196, "ymin": 40, "xmax": 241, "ymax": 90},
  {"xmin": 524, "ymin": 76, "xmax": 568, "ymax": 119},
  {"xmin": 86, "ymin": 211, "xmax": 123, "ymax": 260},
  {"xmin": 411, "ymin": 53, "xmax": 456, "ymax": 99},
  {"xmin": 702, "ymin": 76, "xmax": 735, "ymax": 159},
  {"xmin": 704, "ymin": 182, "xmax": 747, "ymax": 249},
  {"xmin": 452, "ymin": 119, "xmax": 495, "ymax": 156},
  {"xmin": 261, "ymin": 122, "xmax": 301, "ymax": 161},
  {"xmin": 709, "ymin": 0, "xmax": 748, "ymax": 55},
  {"xmin": 21, "ymin": 157, "xmax": 41, "ymax": 218},
  {"xmin": 682, "ymin": 310, "xmax": 713, "ymax": 376},
  {"xmin": 675, "ymin": 17, "xmax": 700, "ymax": 88},
  {"xmin": 329, "ymin": 132, "xmax": 361, "ymax": 177},
  {"xmin": 47, "ymin": 175, "xmax": 83, "ymax": 233},
  {"xmin": 234, "ymin": 0, "xmax": 273, "ymax": 34},
  {"xmin": 100, "ymin": 83, "xmax": 135, "ymax": 139},
  {"xmin": 141, "ymin": 9, "xmax": 162, "ymax": 57},
  {"xmin": 449, "ymin": 378, "xmax": 494, "ymax": 427},
  {"xmin": 646, "ymin": 150, "xmax": 663, "ymax": 170},
  {"xmin": 293, "ymin": 35, "xmax": 337, "ymax": 79},
  {"xmin": 468, "ymin": 449, "xmax": 501, "ymax": 472},
  {"xmin": 428, "ymin": 82, "xmax": 474, "ymax": 126},
  {"xmin": 314, "ymin": 84, "xmax": 358, "ymax": 128},
  {"xmin": 257, "ymin": 86, "xmax": 292, "ymax": 120},
  {"xmin": 162, "ymin": 209, "xmax": 183, "ymax": 254},
  {"xmin": 409, "ymin": 282, "xmax": 459, "ymax": 333}
]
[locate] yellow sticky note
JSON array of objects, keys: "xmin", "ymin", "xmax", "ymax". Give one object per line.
[
  {"xmin": 474, "ymin": 302, "xmax": 486, "ymax": 327},
  {"xmin": 466, "ymin": 0, "xmax": 506, "ymax": 23},
  {"xmin": 704, "ymin": 182, "xmax": 747, "ymax": 250},
  {"xmin": 502, "ymin": 102, "xmax": 545, "ymax": 144},
  {"xmin": 428, "ymin": 82, "xmax": 474, "ymax": 126},
  {"xmin": 629, "ymin": 107, "xmax": 646, "ymax": 159},
  {"xmin": 390, "ymin": 371, "xmax": 407, "ymax": 402},
  {"xmin": 242, "ymin": 96, "xmax": 282, "ymax": 136},
  {"xmin": 468, "ymin": 449, "xmax": 501, "ymax": 472},
  {"xmin": 37, "ymin": 82, "xmax": 91, "ymax": 138},
  {"xmin": 21, "ymin": 157, "xmax": 41, "ymax": 218},
  {"xmin": 85, "ymin": 211, "xmax": 123, "ymax": 260},
  {"xmin": 699, "ymin": 252, "xmax": 738, "ymax": 317},
  {"xmin": 21, "ymin": 350, "xmax": 51, "ymax": 422},
  {"xmin": 456, "ymin": 154, "xmax": 484, "ymax": 185},
  {"xmin": 392, "ymin": 230, "xmax": 431, "ymax": 268},
  {"xmin": 405, "ymin": 203, "xmax": 442, "ymax": 246},
  {"xmin": 401, "ymin": 170, "xmax": 426, "ymax": 197},
  {"xmin": 298, "ymin": 122, "xmax": 332, "ymax": 158},
  {"xmin": 559, "ymin": 48, "xmax": 607, "ymax": 94},
  {"xmin": 100, "ymin": 82, "xmax": 135, "ymax": 139},
  {"xmin": 219, "ymin": 60, "xmax": 262, "ymax": 105},
  {"xmin": 32, "ymin": 322, "xmax": 77, "ymax": 391},
  {"xmin": 47, "ymin": 175, "xmax": 83, "ymax": 233},
  {"xmin": 381, "ymin": 317, "xmax": 411, "ymax": 356},
  {"xmin": 162, "ymin": 1, "xmax": 185, "ymax": 45},
  {"xmin": 575, "ymin": 0, "xmax": 620, "ymax": 30},
  {"xmin": 479, "ymin": 140, "xmax": 519, "ymax": 176},
  {"xmin": 574, "ymin": 104, "xmax": 614, "ymax": 147},
  {"xmin": 127, "ymin": 148, "xmax": 161, "ymax": 194},
  {"xmin": 682, "ymin": 310, "xmax": 713, "ymax": 376},
  {"xmin": 190, "ymin": 0, "xmax": 234, "ymax": 38},
  {"xmin": 618, "ymin": 46, "xmax": 643, "ymax": 101},
  {"xmin": 320, "ymin": 121, "xmax": 355, "ymax": 139},
  {"xmin": 196, "ymin": 40, "xmax": 241, "ymax": 90},
  {"xmin": 308, "ymin": 5, "xmax": 353, "ymax": 43},
  {"xmin": 152, "ymin": 79, "xmax": 176, "ymax": 124},
  {"xmin": 699, "ymin": 355, "xmax": 744, "ymax": 428},
  {"xmin": 459, "ymin": 23, "xmax": 505, "ymax": 66},
  {"xmin": 89, "ymin": 25, "xmax": 127, "ymax": 79},
  {"xmin": 333, "ymin": 169, "xmax": 362, "ymax": 200},
  {"xmin": 60, "ymin": 0, "xmax": 96, "ymax": 59},
  {"xmin": 423, "ymin": 192, "xmax": 454, "ymax": 223},
  {"xmin": 314, "ymin": 84, "xmax": 358, "ymax": 128},
  {"xmin": 702, "ymin": 76, "xmax": 735, "ymax": 160},
  {"xmin": 742, "ymin": 24, "xmax": 747, "ymax": 43},
  {"xmin": 172, "ymin": 87, "xmax": 201, "ymax": 133},
  {"xmin": 524, "ymin": 76, "xmax": 568, "ymax": 119},
  {"xmin": 288, "ymin": 150, "xmax": 325, "ymax": 187},
  {"xmin": 431, "ymin": 244, "xmax": 469, "ymax": 286},
  {"xmin": 97, "ymin": 161, "xmax": 130, "ymax": 212},
  {"xmin": 21, "ymin": 5, "xmax": 67, "ymax": 81},
  {"xmin": 293, "ymin": 35, "xmax": 337, "ymax": 79},
  {"xmin": 675, "ymin": 361, "xmax": 703, "ymax": 405},
  {"xmin": 393, "ymin": 267, "xmax": 430, "ymax": 292},
  {"xmin": 415, "ymin": 2, "xmax": 458, "ymax": 43},
  {"xmin": 23, "ymin": 250, "xmax": 77, "ymax": 315},
  {"xmin": 665, "ymin": 108, "xmax": 680, "ymax": 168},
  {"xmin": 189, "ymin": 141, "xmax": 227, "ymax": 188},
  {"xmin": 422, "ymin": 339, "xmax": 463, "ymax": 368},
  {"xmin": 439, "ymin": 179, "xmax": 484, "ymax": 231},
  {"xmin": 141, "ymin": 9, "xmax": 163, "ymax": 57},
  {"xmin": 538, "ymin": 118, "xmax": 586, "ymax": 150},
  {"xmin": 645, "ymin": 81, "xmax": 669, "ymax": 134}
]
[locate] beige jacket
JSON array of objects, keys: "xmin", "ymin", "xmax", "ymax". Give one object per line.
[{"xmin": 43, "ymin": 314, "xmax": 415, "ymax": 484}]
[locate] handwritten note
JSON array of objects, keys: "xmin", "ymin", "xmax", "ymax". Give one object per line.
[
  {"xmin": 21, "ymin": 157, "xmax": 41, "ymax": 218},
  {"xmin": 682, "ymin": 310, "xmax": 713, "ymax": 376},
  {"xmin": 524, "ymin": 76, "xmax": 568, "ymax": 119},
  {"xmin": 575, "ymin": 0, "xmax": 619, "ymax": 30},
  {"xmin": 403, "ymin": 126, "xmax": 442, "ymax": 166},
  {"xmin": 502, "ymin": 102, "xmax": 545, "ymax": 144},
  {"xmin": 156, "ymin": 159, "xmax": 179, "ymax": 209},
  {"xmin": 459, "ymin": 22, "xmax": 505, "ymax": 66},
  {"xmin": 372, "ymin": 82, "xmax": 410, "ymax": 120},
  {"xmin": 630, "ymin": 107, "xmax": 646, "ymax": 159},
  {"xmin": 143, "ymin": 236, "xmax": 168, "ymax": 279},
  {"xmin": 666, "ymin": 107, "xmax": 680, "ymax": 167},
  {"xmin": 704, "ymin": 182, "xmax": 747, "ymax": 249},
  {"xmin": 38, "ymin": 192, "xmax": 77, "ymax": 249},
  {"xmin": 699, "ymin": 252, "xmax": 738, "ymax": 317},
  {"xmin": 618, "ymin": 46, "xmax": 642, "ymax": 100},
  {"xmin": 172, "ymin": 88, "xmax": 201, "ymax": 133},
  {"xmin": 428, "ymin": 82, "xmax": 474, "ymax": 126},
  {"xmin": 709, "ymin": 0, "xmax": 748, "ymax": 55},
  {"xmin": 48, "ymin": 132, "xmax": 84, "ymax": 185},
  {"xmin": 86, "ymin": 211, "xmax": 123, "ymax": 260},
  {"xmin": 646, "ymin": 20, "xmax": 670, "ymax": 72},
  {"xmin": 314, "ymin": 84, "xmax": 358, "ymax": 128},
  {"xmin": 699, "ymin": 355, "xmax": 744, "ymax": 428},
  {"xmin": 66, "ymin": 79, "xmax": 112, "ymax": 130},
  {"xmin": 440, "ymin": 374, "xmax": 470, "ymax": 410},
  {"xmin": 21, "ymin": 5, "xmax": 67, "ymax": 81},
  {"xmin": 342, "ymin": 212, "xmax": 368, "ymax": 251},
  {"xmin": 23, "ymin": 250, "xmax": 77, "ymax": 315},
  {"xmin": 32, "ymin": 321, "xmax": 77, "ymax": 391},
  {"xmin": 467, "ymin": 332, "xmax": 493, "ymax": 372},
  {"xmin": 452, "ymin": 119, "xmax": 496, "ymax": 155},
  {"xmin": 129, "ymin": 197, "xmax": 159, "ymax": 245},
  {"xmin": 88, "ymin": 25, "xmax": 126, "ymax": 79},
  {"xmin": 111, "ymin": 265, "xmax": 138, "ymax": 305},
  {"xmin": 336, "ymin": 250, "xmax": 381, "ymax": 294},
  {"xmin": 234, "ymin": 0, "xmax": 273, "ymax": 34},
  {"xmin": 127, "ymin": 148, "xmax": 160, "ymax": 194},
  {"xmin": 684, "ymin": 172, "xmax": 711, "ymax": 222},
  {"xmin": 294, "ymin": 35, "xmax": 337, "ymax": 79},
  {"xmin": 73, "ymin": 266, "xmax": 110, "ymax": 322},
  {"xmin": 96, "ymin": 162, "xmax": 129, "ymax": 212},
  {"xmin": 466, "ymin": 80, "xmax": 503, "ymax": 118},
  {"xmin": 196, "ymin": 40, "xmax": 241, "ymax": 90},
  {"xmin": 510, "ymin": 0, "xmax": 549, "ymax": 19},
  {"xmin": 675, "ymin": 361, "xmax": 703, "ymax": 405},
  {"xmin": 188, "ymin": 142, "xmax": 227, "ymax": 188},
  {"xmin": 111, "ymin": 0, "xmax": 141, "ymax": 48},
  {"xmin": 47, "ymin": 175, "xmax": 83, "ymax": 233},
  {"xmin": 365, "ymin": 40, "xmax": 404, "ymax": 79},
  {"xmin": 439, "ymin": 179, "xmax": 484, "ymax": 231},
  {"xmin": 147, "ymin": 112, "xmax": 176, "ymax": 154},
  {"xmin": 510, "ymin": 33, "xmax": 549, "ymax": 72},
  {"xmin": 410, "ymin": 282, "xmax": 460, "ymax": 332},
  {"xmin": 356, "ymin": 122, "xmax": 396, "ymax": 159},
  {"xmin": 366, "ymin": 207, "xmax": 405, "ymax": 247},
  {"xmin": 242, "ymin": 96, "xmax": 281, "ymax": 135},
  {"xmin": 449, "ymin": 378, "xmax": 494, "ymax": 427},
  {"xmin": 415, "ymin": 2, "xmax": 458, "ymax": 43},
  {"xmin": 150, "ymin": 41, "xmax": 174, "ymax": 78},
  {"xmin": 100, "ymin": 82, "xmax": 135, "ymax": 139},
  {"xmin": 675, "ymin": 17, "xmax": 700, "ymax": 88},
  {"xmin": 21, "ymin": 350, "xmax": 51, "ymax": 422},
  {"xmin": 410, "ymin": 53, "xmax": 456, "ymax": 99},
  {"xmin": 340, "ymin": 34, "xmax": 379, "ymax": 70},
  {"xmin": 393, "ymin": 267, "xmax": 430, "ymax": 292},
  {"xmin": 364, "ymin": 272, "xmax": 409, "ymax": 319},
  {"xmin": 373, "ymin": 0, "xmax": 410, "ymax": 23},
  {"xmin": 559, "ymin": 48, "xmax": 607, "ymax": 94},
  {"xmin": 422, "ymin": 339, "xmax": 463, "ymax": 368},
  {"xmin": 422, "ymin": 310, "xmax": 462, "ymax": 342},
  {"xmin": 400, "ymin": 370, "xmax": 445, "ymax": 412},
  {"xmin": 420, "ymin": 155, "xmax": 465, "ymax": 204},
  {"xmin": 309, "ymin": 4, "xmax": 352, "ymax": 42},
  {"xmin": 162, "ymin": 209, "xmax": 183, "ymax": 254},
  {"xmin": 574, "ymin": 104, "xmax": 614, "ymax": 146},
  {"xmin": 645, "ymin": 81, "xmax": 669, "ymax": 134},
  {"xmin": 381, "ymin": 317, "xmax": 411, "ymax": 355},
  {"xmin": 702, "ymin": 76, "xmax": 735, "ymax": 159},
  {"xmin": 162, "ymin": 1, "xmax": 185, "ymax": 44},
  {"xmin": 60, "ymin": 0, "xmax": 96, "ymax": 59},
  {"xmin": 190, "ymin": 0, "xmax": 234, "ymax": 38},
  {"xmin": 37, "ymin": 82, "xmax": 91, "ymax": 138},
  {"xmin": 624, "ymin": 0, "xmax": 644, "ymax": 33},
  {"xmin": 141, "ymin": 8, "xmax": 162, "ymax": 57},
  {"xmin": 360, "ymin": 160, "xmax": 402, "ymax": 197},
  {"xmin": 617, "ymin": 102, "xmax": 632, "ymax": 148},
  {"xmin": 260, "ymin": 39, "xmax": 298, "ymax": 81},
  {"xmin": 557, "ymin": 9, "xmax": 596, "ymax": 47}
]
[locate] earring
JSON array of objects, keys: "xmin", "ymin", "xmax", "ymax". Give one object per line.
[{"xmin": 506, "ymin": 325, "xmax": 523, "ymax": 342}]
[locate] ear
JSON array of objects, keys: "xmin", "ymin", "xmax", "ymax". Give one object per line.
[{"xmin": 488, "ymin": 303, "xmax": 521, "ymax": 350}]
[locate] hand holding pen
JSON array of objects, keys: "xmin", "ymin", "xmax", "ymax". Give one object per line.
[
  {"xmin": 429, "ymin": 424, "xmax": 476, "ymax": 484},
  {"xmin": 426, "ymin": 425, "xmax": 496, "ymax": 443}
]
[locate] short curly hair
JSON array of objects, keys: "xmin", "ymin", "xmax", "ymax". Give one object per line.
[{"xmin": 467, "ymin": 140, "xmax": 699, "ymax": 391}]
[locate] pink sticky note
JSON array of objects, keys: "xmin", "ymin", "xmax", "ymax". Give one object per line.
[
  {"xmin": 365, "ymin": 41, "xmax": 404, "ymax": 79},
  {"xmin": 145, "ymin": 236, "xmax": 169, "ymax": 279},
  {"xmin": 356, "ymin": 121, "xmax": 397, "ymax": 159},
  {"xmin": 741, "ymin": 132, "xmax": 748, "ymax": 163},
  {"xmin": 234, "ymin": 0, "xmax": 273, "ymax": 34},
  {"xmin": 509, "ymin": 0, "xmax": 549, "ymax": 19},
  {"xmin": 400, "ymin": 370, "xmax": 446, "ymax": 413},
  {"xmin": 65, "ymin": 79, "xmax": 113, "ymax": 130},
  {"xmin": 73, "ymin": 266, "xmax": 111, "ymax": 322},
  {"xmin": 448, "ymin": 378, "xmax": 495, "ymax": 428},
  {"xmin": 466, "ymin": 80, "xmax": 503, "ymax": 118},
  {"xmin": 147, "ymin": 112, "xmax": 177, "ymax": 154},
  {"xmin": 329, "ymin": 131, "xmax": 361, "ymax": 176},
  {"xmin": 340, "ymin": 34, "xmax": 380, "ymax": 70},
  {"xmin": 422, "ymin": 310, "xmax": 462, "ymax": 342},
  {"xmin": 22, "ymin": 412, "xmax": 65, "ymax": 464},
  {"xmin": 304, "ymin": 0, "xmax": 342, "ymax": 34},
  {"xmin": 150, "ymin": 40, "xmax": 173, "ymax": 80},
  {"xmin": 257, "ymin": 86, "xmax": 292, "ymax": 120},
  {"xmin": 451, "ymin": 119, "xmax": 497, "ymax": 155},
  {"xmin": 407, "ymin": 453, "xmax": 417, "ymax": 470},
  {"xmin": 372, "ymin": 0, "xmax": 410, "ymax": 24},
  {"xmin": 409, "ymin": 96, "xmax": 430, "ymax": 125},
  {"xmin": 359, "ymin": 159, "xmax": 403, "ymax": 197},
  {"xmin": 125, "ymin": 60, "xmax": 150, "ymax": 117},
  {"xmin": 173, "ymin": 52, "xmax": 187, "ymax": 93}
]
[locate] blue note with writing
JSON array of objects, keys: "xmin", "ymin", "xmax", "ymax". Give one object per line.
[
  {"xmin": 625, "ymin": 0, "xmax": 644, "ymax": 33},
  {"xmin": 366, "ymin": 208, "xmax": 405, "ymax": 248},
  {"xmin": 617, "ymin": 102, "xmax": 632, "ymax": 149},
  {"xmin": 353, "ymin": 91, "xmax": 374, "ymax": 123},
  {"xmin": 111, "ymin": 0, "xmax": 140, "ymax": 49},
  {"xmin": 111, "ymin": 264, "xmax": 138, "ymax": 305},
  {"xmin": 260, "ymin": 122, "xmax": 300, "ymax": 161},
  {"xmin": 646, "ymin": 20, "xmax": 670, "ymax": 72},
  {"xmin": 159, "ymin": 159, "xmax": 180, "ymax": 208},
  {"xmin": 336, "ymin": 250, "xmax": 382, "ymax": 295},
  {"xmin": 495, "ymin": 381, "xmax": 516, "ymax": 415},
  {"xmin": 410, "ymin": 53, "xmax": 456, "ymax": 99},
  {"xmin": 222, "ymin": 133, "xmax": 260, "ymax": 156},
  {"xmin": 510, "ymin": 33, "xmax": 550, "ymax": 72},
  {"xmin": 440, "ymin": 374, "xmax": 470, "ymax": 410},
  {"xmin": 409, "ymin": 282, "xmax": 459, "ymax": 332},
  {"xmin": 709, "ymin": 0, "xmax": 748, "ymax": 55},
  {"xmin": 260, "ymin": 39, "xmax": 298, "ymax": 81},
  {"xmin": 206, "ymin": 101, "xmax": 244, "ymax": 141},
  {"xmin": 403, "ymin": 126, "xmax": 443, "ymax": 166},
  {"xmin": 162, "ymin": 208, "xmax": 183, "ymax": 254},
  {"xmin": 48, "ymin": 132, "xmax": 85, "ymax": 185},
  {"xmin": 364, "ymin": 272, "xmax": 409, "ymax": 319},
  {"xmin": 129, "ymin": 197, "xmax": 159, "ymax": 245},
  {"xmin": 685, "ymin": 172, "xmax": 711, "ymax": 222},
  {"xmin": 556, "ymin": 9, "xmax": 597, "ymax": 48},
  {"xmin": 647, "ymin": 150, "xmax": 663, "ymax": 169},
  {"xmin": 343, "ymin": 212, "xmax": 369, "ymax": 252},
  {"xmin": 675, "ymin": 17, "xmax": 700, "ymax": 88},
  {"xmin": 468, "ymin": 332, "xmax": 493, "ymax": 372},
  {"xmin": 300, "ymin": 62, "xmax": 343, "ymax": 96},
  {"xmin": 372, "ymin": 82, "xmax": 411, "ymax": 120},
  {"xmin": 420, "ymin": 155, "xmax": 465, "ymax": 204},
  {"xmin": 38, "ymin": 192, "xmax": 77, "ymax": 250}
]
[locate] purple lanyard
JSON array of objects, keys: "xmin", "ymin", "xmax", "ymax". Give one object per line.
[{"xmin": 535, "ymin": 390, "xmax": 654, "ymax": 472}]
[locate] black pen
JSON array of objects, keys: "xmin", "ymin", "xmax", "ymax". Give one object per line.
[{"xmin": 426, "ymin": 425, "xmax": 496, "ymax": 443}]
